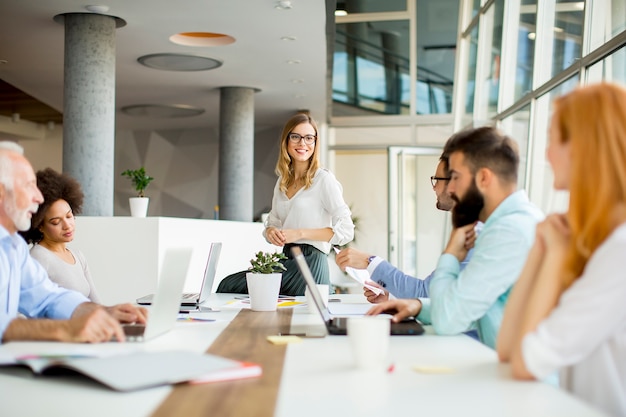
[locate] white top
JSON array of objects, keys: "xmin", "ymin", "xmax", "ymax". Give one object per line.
[
  {"xmin": 264, "ymin": 168, "xmax": 354, "ymax": 254},
  {"xmin": 30, "ymin": 244, "xmax": 101, "ymax": 303},
  {"xmin": 522, "ymin": 222, "xmax": 626, "ymax": 417}
]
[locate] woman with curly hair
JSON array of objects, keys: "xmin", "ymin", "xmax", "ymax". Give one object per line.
[
  {"xmin": 217, "ymin": 112, "xmax": 354, "ymax": 296},
  {"xmin": 20, "ymin": 168, "xmax": 100, "ymax": 302}
]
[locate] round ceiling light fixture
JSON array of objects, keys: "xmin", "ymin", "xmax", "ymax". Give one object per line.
[
  {"xmin": 137, "ymin": 53, "xmax": 222, "ymax": 71},
  {"xmin": 170, "ymin": 32, "xmax": 236, "ymax": 47},
  {"xmin": 121, "ymin": 104, "xmax": 205, "ymax": 118}
]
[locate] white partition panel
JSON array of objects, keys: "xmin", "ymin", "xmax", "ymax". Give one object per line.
[{"xmin": 71, "ymin": 217, "xmax": 277, "ymax": 305}]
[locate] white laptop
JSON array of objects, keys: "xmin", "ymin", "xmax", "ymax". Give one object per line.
[
  {"xmin": 136, "ymin": 242, "xmax": 222, "ymax": 310},
  {"xmin": 121, "ymin": 247, "xmax": 193, "ymax": 342}
]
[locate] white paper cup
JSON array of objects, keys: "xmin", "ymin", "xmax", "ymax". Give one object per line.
[
  {"xmin": 305, "ymin": 284, "xmax": 329, "ymax": 314},
  {"xmin": 347, "ymin": 316, "xmax": 391, "ymax": 371}
]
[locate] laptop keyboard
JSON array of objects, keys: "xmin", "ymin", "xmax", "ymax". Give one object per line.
[
  {"xmin": 182, "ymin": 292, "xmax": 198, "ymax": 300},
  {"xmin": 110, "ymin": 324, "xmax": 146, "ymax": 342}
]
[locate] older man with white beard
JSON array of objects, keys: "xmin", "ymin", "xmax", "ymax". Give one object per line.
[{"xmin": 0, "ymin": 141, "xmax": 146, "ymax": 343}]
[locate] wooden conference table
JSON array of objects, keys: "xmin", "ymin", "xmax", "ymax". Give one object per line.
[{"xmin": 0, "ymin": 294, "xmax": 609, "ymax": 417}]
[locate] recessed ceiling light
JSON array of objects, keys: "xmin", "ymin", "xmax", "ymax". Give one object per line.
[
  {"xmin": 85, "ymin": 5, "xmax": 110, "ymax": 14},
  {"xmin": 335, "ymin": 10, "xmax": 348, "ymax": 16},
  {"xmin": 281, "ymin": 36, "xmax": 297, "ymax": 41},
  {"xmin": 287, "ymin": 59, "xmax": 301, "ymax": 64},
  {"xmin": 275, "ymin": 0, "xmax": 292, "ymax": 10},
  {"xmin": 170, "ymin": 32, "xmax": 236, "ymax": 47},
  {"xmin": 121, "ymin": 104, "xmax": 205, "ymax": 118},
  {"xmin": 291, "ymin": 79, "xmax": 304, "ymax": 84},
  {"xmin": 137, "ymin": 53, "xmax": 222, "ymax": 71}
]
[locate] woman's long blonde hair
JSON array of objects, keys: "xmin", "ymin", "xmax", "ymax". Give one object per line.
[
  {"xmin": 552, "ymin": 83, "xmax": 626, "ymax": 287},
  {"xmin": 275, "ymin": 113, "xmax": 320, "ymax": 193}
]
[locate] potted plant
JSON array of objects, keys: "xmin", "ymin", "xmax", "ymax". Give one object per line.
[
  {"xmin": 246, "ymin": 251, "xmax": 287, "ymax": 312},
  {"xmin": 121, "ymin": 167, "xmax": 154, "ymax": 217}
]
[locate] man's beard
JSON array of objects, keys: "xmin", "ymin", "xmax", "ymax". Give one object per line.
[
  {"xmin": 3, "ymin": 191, "xmax": 34, "ymax": 232},
  {"xmin": 451, "ymin": 179, "xmax": 484, "ymax": 228}
]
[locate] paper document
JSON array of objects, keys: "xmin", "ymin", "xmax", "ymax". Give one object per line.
[
  {"xmin": 333, "ymin": 247, "xmax": 384, "ymax": 296},
  {"xmin": 344, "ymin": 267, "xmax": 384, "ymax": 296}
]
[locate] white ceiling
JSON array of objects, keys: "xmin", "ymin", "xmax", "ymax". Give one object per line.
[{"xmin": 0, "ymin": 0, "xmax": 329, "ymax": 133}]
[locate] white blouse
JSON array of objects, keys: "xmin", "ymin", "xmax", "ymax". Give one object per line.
[
  {"xmin": 522, "ymin": 223, "xmax": 626, "ymax": 417},
  {"xmin": 264, "ymin": 168, "xmax": 354, "ymax": 254},
  {"xmin": 30, "ymin": 244, "xmax": 101, "ymax": 303}
]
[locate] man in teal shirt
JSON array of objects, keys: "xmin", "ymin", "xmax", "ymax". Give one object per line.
[{"xmin": 368, "ymin": 126, "xmax": 544, "ymax": 349}]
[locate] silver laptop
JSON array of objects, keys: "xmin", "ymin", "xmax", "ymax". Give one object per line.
[
  {"xmin": 121, "ymin": 247, "xmax": 193, "ymax": 342},
  {"xmin": 136, "ymin": 242, "xmax": 221, "ymax": 310},
  {"xmin": 292, "ymin": 246, "xmax": 424, "ymax": 336}
]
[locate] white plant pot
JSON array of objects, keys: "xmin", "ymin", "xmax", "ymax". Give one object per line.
[
  {"xmin": 129, "ymin": 197, "xmax": 149, "ymax": 217},
  {"xmin": 246, "ymin": 272, "xmax": 282, "ymax": 312}
]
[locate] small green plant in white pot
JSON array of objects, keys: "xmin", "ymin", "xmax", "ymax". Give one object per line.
[
  {"xmin": 121, "ymin": 167, "xmax": 154, "ymax": 217},
  {"xmin": 246, "ymin": 251, "xmax": 287, "ymax": 311}
]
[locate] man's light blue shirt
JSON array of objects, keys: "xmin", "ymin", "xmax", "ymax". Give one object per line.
[
  {"xmin": 0, "ymin": 225, "xmax": 88, "ymax": 339},
  {"xmin": 417, "ymin": 190, "xmax": 544, "ymax": 349}
]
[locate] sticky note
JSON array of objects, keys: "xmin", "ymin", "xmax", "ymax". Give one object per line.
[
  {"xmin": 412, "ymin": 365, "xmax": 455, "ymax": 374},
  {"xmin": 266, "ymin": 335, "xmax": 302, "ymax": 345}
]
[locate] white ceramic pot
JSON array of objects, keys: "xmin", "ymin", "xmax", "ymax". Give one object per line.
[
  {"xmin": 246, "ymin": 272, "xmax": 282, "ymax": 311},
  {"xmin": 129, "ymin": 197, "xmax": 149, "ymax": 217}
]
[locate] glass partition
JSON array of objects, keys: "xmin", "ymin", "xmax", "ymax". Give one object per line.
[
  {"xmin": 586, "ymin": 45, "xmax": 626, "ymax": 84},
  {"xmin": 333, "ymin": 21, "xmax": 410, "ymax": 115},
  {"xmin": 516, "ymin": 0, "xmax": 537, "ymax": 100},
  {"xmin": 527, "ymin": 77, "xmax": 578, "ymax": 213},
  {"xmin": 465, "ymin": 24, "xmax": 480, "ymax": 114},
  {"xmin": 551, "ymin": 0, "xmax": 585, "ymax": 77},
  {"xmin": 588, "ymin": 0, "xmax": 626, "ymax": 51}
]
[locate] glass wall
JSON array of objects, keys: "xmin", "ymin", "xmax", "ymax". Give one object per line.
[
  {"xmin": 458, "ymin": 0, "xmax": 626, "ymax": 212},
  {"xmin": 332, "ymin": 0, "xmax": 460, "ymax": 117}
]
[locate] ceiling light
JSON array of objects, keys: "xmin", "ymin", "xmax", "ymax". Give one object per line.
[
  {"xmin": 335, "ymin": 10, "xmax": 348, "ymax": 16},
  {"xmin": 137, "ymin": 53, "xmax": 222, "ymax": 71},
  {"xmin": 170, "ymin": 32, "xmax": 235, "ymax": 47},
  {"xmin": 287, "ymin": 59, "xmax": 301, "ymax": 64},
  {"xmin": 281, "ymin": 36, "xmax": 297, "ymax": 41},
  {"xmin": 85, "ymin": 5, "xmax": 110, "ymax": 14},
  {"xmin": 527, "ymin": 32, "xmax": 536, "ymax": 40},
  {"xmin": 121, "ymin": 104, "xmax": 205, "ymax": 118},
  {"xmin": 291, "ymin": 79, "xmax": 304, "ymax": 84},
  {"xmin": 553, "ymin": 27, "xmax": 564, "ymax": 33},
  {"xmin": 275, "ymin": 1, "xmax": 293, "ymax": 10}
]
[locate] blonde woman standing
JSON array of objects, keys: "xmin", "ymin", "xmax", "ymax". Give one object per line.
[{"xmin": 218, "ymin": 113, "xmax": 354, "ymax": 296}]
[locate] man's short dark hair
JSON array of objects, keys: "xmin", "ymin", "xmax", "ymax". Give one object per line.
[{"xmin": 443, "ymin": 126, "xmax": 519, "ymax": 184}]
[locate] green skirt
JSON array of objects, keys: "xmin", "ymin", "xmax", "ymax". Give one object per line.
[{"xmin": 216, "ymin": 244, "xmax": 329, "ymax": 296}]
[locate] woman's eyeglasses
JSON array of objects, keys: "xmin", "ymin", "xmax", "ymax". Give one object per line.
[
  {"xmin": 430, "ymin": 176, "xmax": 451, "ymax": 187},
  {"xmin": 288, "ymin": 133, "xmax": 316, "ymax": 145}
]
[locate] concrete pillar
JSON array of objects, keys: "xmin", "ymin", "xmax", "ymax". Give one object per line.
[
  {"xmin": 55, "ymin": 13, "xmax": 125, "ymax": 216},
  {"xmin": 218, "ymin": 87, "xmax": 255, "ymax": 221}
]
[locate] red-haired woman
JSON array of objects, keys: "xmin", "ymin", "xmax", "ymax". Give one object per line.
[{"xmin": 498, "ymin": 83, "xmax": 626, "ymax": 416}]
